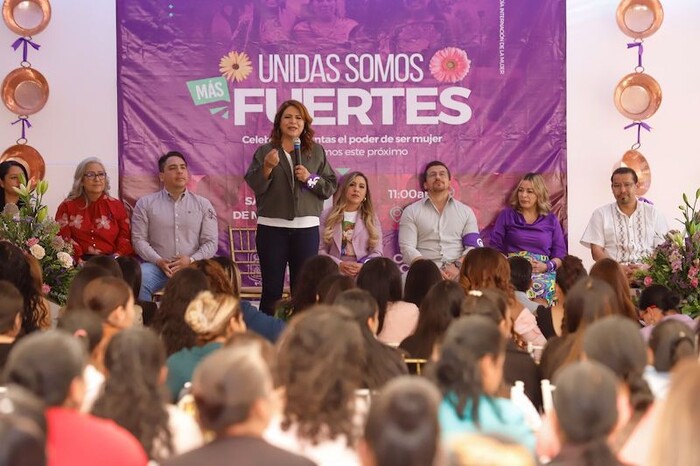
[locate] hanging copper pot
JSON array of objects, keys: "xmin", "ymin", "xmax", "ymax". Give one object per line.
[
  {"xmin": 0, "ymin": 143, "xmax": 45, "ymax": 182},
  {"xmin": 614, "ymin": 72, "xmax": 661, "ymax": 120},
  {"xmin": 1, "ymin": 66, "xmax": 49, "ymax": 115},
  {"xmin": 2, "ymin": 0, "xmax": 51, "ymax": 36},
  {"xmin": 616, "ymin": 0, "xmax": 664, "ymax": 39}
]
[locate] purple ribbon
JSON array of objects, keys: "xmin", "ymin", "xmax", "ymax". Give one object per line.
[
  {"xmin": 11, "ymin": 37, "xmax": 40, "ymax": 62},
  {"xmin": 11, "ymin": 117, "xmax": 31, "ymax": 140},
  {"xmin": 624, "ymin": 121, "xmax": 651, "ymax": 146},
  {"xmin": 627, "ymin": 42, "xmax": 643, "ymax": 68}
]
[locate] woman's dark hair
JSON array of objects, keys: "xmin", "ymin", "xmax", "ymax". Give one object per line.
[
  {"xmin": 507, "ymin": 256, "xmax": 532, "ymax": 292},
  {"xmin": 269, "ymin": 100, "xmax": 316, "ymax": 151},
  {"xmin": 151, "ymin": 268, "xmax": 209, "ymax": 356},
  {"xmin": 290, "ymin": 255, "xmax": 338, "ymax": 314},
  {"xmin": 92, "ymin": 328, "xmax": 173, "ymax": 461},
  {"xmin": 3, "ymin": 331, "xmax": 86, "ymax": 406},
  {"xmin": 555, "ymin": 255, "xmax": 587, "ymax": 294},
  {"xmin": 116, "ymin": 256, "xmax": 142, "ymax": 302},
  {"xmin": 57, "ymin": 310, "xmax": 104, "ymax": 354},
  {"xmin": 363, "ymin": 376, "xmax": 441, "ymax": 466},
  {"xmin": 0, "ymin": 242, "xmax": 45, "ymax": 334},
  {"xmin": 276, "ymin": 305, "xmax": 365, "ymax": 445},
  {"xmin": 400, "ymin": 281, "xmax": 464, "ymax": 359},
  {"xmin": 638, "ymin": 284, "xmax": 681, "ymax": 313},
  {"xmin": 0, "ymin": 160, "xmax": 28, "ymax": 207},
  {"xmin": 357, "ymin": 257, "xmax": 403, "ymax": 334},
  {"xmin": 460, "ymin": 288, "xmax": 509, "ymax": 324},
  {"xmin": 317, "ymin": 273, "xmax": 356, "ymax": 304},
  {"xmin": 0, "ymin": 414, "xmax": 46, "ymax": 466},
  {"xmin": 189, "ymin": 259, "xmax": 234, "ymax": 295},
  {"xmin": 335, "ymin": 289, "xmax": 407, "ymax": 389},
  {"xmin": 583, "ymin": 316, "xmax": 654, "ymax": 418},
  {"xmin": 0, "ymin": 280, "xmax": 23, "ymax": 335},
  {"xmin": 589, "ymin": 259, "xmax": 638, "ymax": 321},
  {"xmin": 649, "ymin": 320, "xmax": 696, "ymax": 372},
  {"xmin": 403, "ymin": 259, "xmax": 443, "ymax": 308},
  {"xmin": 553, "ymin": 361, "xmax": 621, "ymax": 466},
  {"xmin": 85, "ymin": 256, "xmax": 123, "ymax": 279},
  {"xmin": 433, "ymin": 316, "xmax": 505, "ymax": 427},
  {"xmin": 82, "ymin": 277, "xmax": 132, "ymax": 322},
  {"xmin": 64, "ymin": 265, "xmax": 113, "ymax": 312}
]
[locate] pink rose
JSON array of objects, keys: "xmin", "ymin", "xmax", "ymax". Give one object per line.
[
  {"xmin": 643, "ymin": 276, "xmax": 653, "ymax": 287},
  {"xmin": 26, "ymin": 237, "xmax": 40, "ymax": 248},
  {"xmin": 692, "ymin": 278, "xmax": 699, "ymax": 289},
  {"xmin": 41, "ymin": 284, "xmax": 51, "ymax": 295}
]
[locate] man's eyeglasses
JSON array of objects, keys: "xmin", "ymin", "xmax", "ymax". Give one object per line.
[{"xmin": 84, "ymin": 172, "xmax": 106, "ymax": 180}]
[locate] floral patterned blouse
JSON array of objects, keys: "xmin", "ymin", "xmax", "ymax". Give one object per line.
[{"xmin": 56, "ymin": 194, "xmax": 134, "ymax": 259}]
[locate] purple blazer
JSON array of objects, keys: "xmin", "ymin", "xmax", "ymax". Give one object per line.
[
  {"xmin": 490, "ymin": 208, "xmax": 567, "ymax": 259},
  {"xmin": 318, "ymin": 207, "xmax": 384, "ymax": 263}
]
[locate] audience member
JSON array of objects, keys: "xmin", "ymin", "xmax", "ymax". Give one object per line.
[
  {"xmin": 644, "ymin": 319, "xmax": 696, "ymax": 399},
  {"xmin": 319, "ymin": 171, "xmax": 383, "ymax": 277},
  {"xmin": 0, "ymin": 242, "xmax": 48, "ymax": 334},
  {"xmin": 317, "ymin": 273, "xmax": 356, "ymax": 304},
  {"xmin": 583, "ymin": 316, "xmax": 655, "ymax": 464},
  {"xmin": 116, "ymin": 255, "xmax": 152, "ymax": 325},
  {"xmin": 638, "ymin": 284, "xmax": 696, "ymax": 341},
  {"xmin": 3, "ymin": 331, "xmax": 148, "ymax": 465},
  {"xmin": 0, "ymin": 281, "xmax": 23, "ymax": 372},
  {"xmin": 63, "ymin": 265, "xmax": 113, "ymax": 312},
  {"xmin": 278, "ymin": 255, "xmax": 338, "ymax": 317},
  {"xmin": 399, "ymin": 161, "xmax": 481, "ymax": 280},
  {"xmin": 92, "ymin": 328, "xmax": 202, "ymax": 461},
  {"xmin": 151, "ymin": 268, "xmax": 209, "ymax": 356},
  {"xmin": 548, "ymin": 361, "xmax": 621, "ymax": 466},
  {"xmin": 56, "ymin": 310, "xmax": 104, "ymax": 412},
  {"xmin": 535, "ymin": 255, "xmax": 587, "ymax": 339},
  {"xmin": 166, "ymin": 291, "xmax": 246, "ymax": 401},
  {"xmin": 163, "ymin": 346, "xmax": 314, "ymax": 466},
  {"xmin": 265, "ymin": 305, "xmax": 364, "ymax": 465},
  {"xmin": 359, "ymin": 376, "xmax": 441, "ymax": 466},
  {"xmin": 539, "ymin": 277, "xmax": 617, "ymax": 380},
  {"xmin": 245, "ymin": 99, "xmax": 337, "ymax": 314},
  {"xmin": 589, "ymin": 258, "xmax": 639, "ymax": 322},
  {"xmin": 131, "ymin": 151, "xmax": 218, "ymax": 302},
  {"xmin": 508, "ymin": 256, "xmax": 538, "ymax": 312},
  {"xmin": 433, "ymin": 315, "xmax": 535, "ymax": 451},
  {"xmin": 400, "ymin": 280, "xmax": 464, "ymax": 359},
  {"xmin": 403, "ymin": 259, "xmax": 443, "ymax": 309},
  {"xmin": 334, "ymin": 289, "xmax": 407, "ymax": 390},
  {"xmin": 56, "ymin": 157, "xmax": 134, "ymax": 262},
  {"xmin": 357, "ymin": 257, "xmax": 418, "ymax": 345},
  {"xmin": 0, "ymin": 385, "xmax": 47, "ymax": 466},
  {"xmin": 647, "ymin": 362, "xmax": 700, "ymax": 466},
  {"xmin": 210, "ymin": 256, "xmax": 287, "ymax": 342}
]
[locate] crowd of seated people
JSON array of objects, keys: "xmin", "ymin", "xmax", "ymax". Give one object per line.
[{"xmin": 2, "ymin": 153, "xmax": 700, "ymax": 466}]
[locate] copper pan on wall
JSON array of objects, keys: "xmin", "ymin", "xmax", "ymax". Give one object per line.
[
  {"xmin": 613, "ymin": 72, "xmax": 661, "ymax": 121},
  {"xmin": 1, "ymin": 66, "xmax": 49, "ymax": 115},
  {"xmin": 0, "ymin": 143, "xmax": 45, "ymax": 183},
  {"xmin": 616, "ymin": 0, "xmax": 663, "ymax": 39},
  {"xmin": 2, "ymin": 0, "xmax": 51, "ymax": 36}
]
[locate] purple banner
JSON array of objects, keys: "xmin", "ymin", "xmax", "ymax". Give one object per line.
[{"xmin": 117, "ymin": 0, "xmax": 566, "ymax": 280}]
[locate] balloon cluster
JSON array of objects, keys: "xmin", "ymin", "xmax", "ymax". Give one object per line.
[
  {"xmin": 613, "ymin": 0, "xmax": 663, "ymax": 196},
  {"xmin": 0, "ymin": 0, "xmax": 52, "ymax": 184}
]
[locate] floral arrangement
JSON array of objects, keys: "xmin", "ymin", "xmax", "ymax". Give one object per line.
[
  {"xmin": 0, "ymin": 176, "xmax": 77, "ymax": 305},
  {"xmin": 639, "ymin": 189, "xmax": 700, "ymax": 317}
]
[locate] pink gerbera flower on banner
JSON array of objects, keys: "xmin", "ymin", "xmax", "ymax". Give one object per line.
[{"xmin": 429, "ymin": 47, "xmax": 471, "ymax": 83}]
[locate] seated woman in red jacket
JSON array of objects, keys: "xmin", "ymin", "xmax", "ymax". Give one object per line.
[{"xmin": 56, "ymin": 157, "xmax": 134, "ymax": 262}]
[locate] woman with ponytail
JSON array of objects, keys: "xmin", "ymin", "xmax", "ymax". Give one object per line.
[
  {"xmin": 549, "ymin": 361, "xmax": 621, "ymax": 466},
  {"xmin": 92, "ymin": 328, "xmax": 202, "ymax": 462},
  {"xmin": 644, "ymin": 319, "xmax": 696, "ymax": 399},
  {"xmin": 432, "ymin": 315, "xmax": 535, "ymax": 451},
  {"xmin": 638, "ymin": 284, "xmax": 696, "ymax": 341},
  {"xmin": 583, "ymin": 316, "xmax": 656, "ymax": 465}
]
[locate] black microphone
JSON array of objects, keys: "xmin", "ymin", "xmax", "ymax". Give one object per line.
[{"xmin": 293, "ymin": 137, "xmax": 301, "ymax": 167}]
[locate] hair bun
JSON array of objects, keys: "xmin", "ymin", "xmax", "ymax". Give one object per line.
[{"xmin": 184, "ymin": 291, "xmax": 239, "ymax": 338}]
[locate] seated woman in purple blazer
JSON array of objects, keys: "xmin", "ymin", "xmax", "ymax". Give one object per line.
[
  {"xmin": 319, "ymin": 171, "xmax": 383, "ymax": 277},
  {"xmin": 490, "ymin": 173, "xmax": 567, "ymax": 304}
]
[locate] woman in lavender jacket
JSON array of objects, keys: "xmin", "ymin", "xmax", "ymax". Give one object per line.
[
  {"xmin": 490, "ymin": 173, "xmax": 567, "ymax": 304},
  {"xmin": 319, "ymin": 171, "xmax": 383, "ymax": 277}
]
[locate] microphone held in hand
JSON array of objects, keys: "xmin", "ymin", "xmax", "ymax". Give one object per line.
[{"xmin": 293, "ymin": 137, "xmax": 301, "ymax": 166}]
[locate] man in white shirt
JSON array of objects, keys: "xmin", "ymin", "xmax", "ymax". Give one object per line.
[
  {"xmin": 580, "ymin": 167, "xmax": 668, "ymax": 277},
  {"xmin": 399, "ymin": 161, "xmax": 482, "ymax": 280}
]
